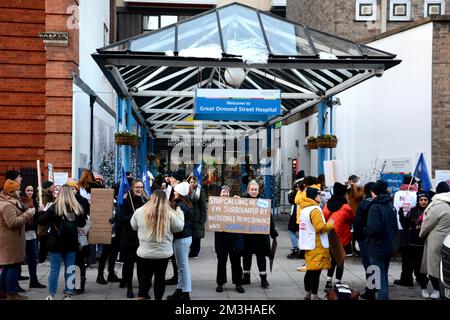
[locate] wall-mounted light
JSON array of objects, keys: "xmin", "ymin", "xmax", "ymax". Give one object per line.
[{"xmin": 224, "ymin": 68, "xmax": 246, "ymax": 88}]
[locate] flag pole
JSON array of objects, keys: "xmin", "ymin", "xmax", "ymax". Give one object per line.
[{"xmin": 36, "ymin": 160, "xmax": 43, "ymax": 205}]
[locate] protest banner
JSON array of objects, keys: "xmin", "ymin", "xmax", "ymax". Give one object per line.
[
  {"xmin": 206, "ymin": 196, "xmax": 271, "ymax": 235},
  {"xmin": 89, "ymin": 189, "xmax": 114, "ymax": 244}
]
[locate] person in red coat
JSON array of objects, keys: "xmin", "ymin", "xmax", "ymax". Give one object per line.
[{"xmin": 322, "ymin": 182, "xmax": 355, "ymax": 292}]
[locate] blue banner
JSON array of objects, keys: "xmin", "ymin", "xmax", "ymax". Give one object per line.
[{"xmin": 380, "ymin": 173, "xmax": 404, "ymax": 194}]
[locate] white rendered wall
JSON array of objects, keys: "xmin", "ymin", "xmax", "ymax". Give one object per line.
[
  {"xmin": 72, "ymin": 0, "xmax": 116, "ymax": 177},
  {"xmin": 332, "ymin": 22, "xmax": 433, "ymax": 182}
]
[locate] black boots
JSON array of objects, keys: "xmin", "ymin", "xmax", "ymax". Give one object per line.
[
  {"xmin": 107, "ymin": 272, "xmax": 122, "ymax": 282},
  {"xmin": 167, "ymin": 289, "xmax": 190, "ymax": 301},
  {"xmin": 29, "ymin": 280, "xmax": 46, "ymax": 289},
  {"xmin": 127, "ymin": 283, "xmax": 134, "ymax": 299},
  {"xmin": 287, "ymin": 248, "xmax": 299, "ymax": 259},
  {"xmin": 242, "ymin": 273, "xmax": 251, "ymax": 285},
  {"xmin": 260, "ymin": 275, "xmax": 269, "ymax": 289},
  {"xmin": 76, "ymin": 277, "xmax": 86, "ymax": 294},
  {"xmin": 96, "ymin": 273, "xmax": 107, "ymax": 285}
]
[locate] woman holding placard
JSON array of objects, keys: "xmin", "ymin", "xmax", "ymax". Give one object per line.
[{"xmin": 242, "ymin": 180, "xmax": 278, "ymax": 289}]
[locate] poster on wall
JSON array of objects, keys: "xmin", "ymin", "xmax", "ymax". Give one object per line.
[
  {"xmin": 381, "ymin": 157, "xmax": 412, "ymax": 194},
  {"xmin": 206, "ymin": 196, "xmax": 271, "ymax": 234},
  {"xmin": 435, "ymin": 170, "xmax": 450, "ymax": 187}
]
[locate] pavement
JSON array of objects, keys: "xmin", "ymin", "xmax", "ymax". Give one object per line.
[{"xmin": 18, "ymin": 216, "xmax": 428, "ymax": 300}]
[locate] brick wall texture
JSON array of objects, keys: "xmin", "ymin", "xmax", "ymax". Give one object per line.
[
  {"xmin": 287, "ymin": 0, "xmax": 450, "ymax": 42},
  {"xmin": 432, "ymin": 21, "xmax": 450, "ymax": 171},
  {"xmin": 0, "ymin": 0, "xmax": 79, "ymax": 185}
]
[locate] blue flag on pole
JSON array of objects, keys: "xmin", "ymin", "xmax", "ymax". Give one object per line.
[
  {"xmin": 142, "ymin": 163, "xmax": 152, "ymax": 197},
  {"xmin": 414, "ymin": 153, "xmax": 432, "ymax": 192},
  {"xmin": 193, "ymin": 163, "xmax": 203, "ymax": 187},
  {"xmin": 118, "ymin": 166, "xmax": 130, "ymax": 206}
]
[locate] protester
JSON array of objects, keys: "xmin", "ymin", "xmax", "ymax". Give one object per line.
[
  {"xmin": 188, "ymin": 175, "xmax": 207, "ymax": 258},
  {"xmin": 119, "ymin": 179, "xmax": 146, "ymax": 298},
  {"xmin": 167, "ymin": 181, "xmax": 193, "ymax": 301},
  {"xmin": 419, "ymin": 181, "xmax": 450, "ymax": 300},
  {"xmin": 20, "ymin": 184, "xmax": 46, "ymax": 289},
  {"xmin": 366, "ymin": 180, "xmax": 399, "ymax": 300},
  {"xmin": 0, "ymin": 179, "xmax": 35, "ymax": 300},
  {"xmin": 353, "ymin": 182, "xmax": 375, "ymax": 300},
  {"xmin": 323, "ymin": 182, "xmax": 354, "ymax": 292},
  {"xmin": 395, "ymin": 191, "xmax": 430, "ymax": 298},
  {"xmin": 37, "ymin": 180, "xmax": 55, "ymax": 264},
  {"xmin": 131, "ymin": 190, "xmax": 184, "ymax": 300},
  {"xmin": 242, "ymin": 180, "xmax": 278, "ymax": 289},
  {"xmin": 299, "ymin": 187, "xmax": 334, "ymax": 300},
  {"xmin": 37, "ymin": 185, "xmax": 87, "ymax": 300},
  {"xmin": 165, "ymin": 169, "xmax": 185, "ymax": 285},
  {"xmin": 215, "ymin": 186, "xmax": 245, "ymax": 294},
  {"xmin": 287, "ymin": 181, "xmax": 302, "ymax": 259}
]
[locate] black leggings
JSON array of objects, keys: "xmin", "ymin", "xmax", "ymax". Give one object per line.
[
  {"xmin": 429, "ymin": 276, "xmax": 441, "ymax": 291},
  {"xmin": 122, "ymin": 253, "xmax": 142, "ymax": 286},
  {"xmin": 327, "ymin": 255, "xmax": 344, "ymax": 280},
  {"xmin": 243, "ymin": 253, "xmax": 266, "ymax": 273},
  {"xmin": 304, "ymin": 270, "xmax": 321, "ymax": 294},
  {"xmin": 138, "ymin": 257, "xmax": 169, "ymax": 300},
  {"xmin": 98, "ymin": 237, "xmax": 120, "ymax": 275},
  {"xmin": 75, "ymin": 246, "xmax": 90, "ymax": 279}
]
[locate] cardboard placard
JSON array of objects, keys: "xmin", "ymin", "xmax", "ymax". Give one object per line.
[
  {"xmin": 206, "ymin": 196, "xmax": 271, "ymax": 234},
  {"xmin": 89, "ymin": 189, "xmax": 114, "ymax": 244}
]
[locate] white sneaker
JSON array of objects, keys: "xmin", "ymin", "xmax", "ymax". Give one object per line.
[
  {"xmin": 430, "ymin": 290, "xmax": 440, "ymax": 300},
  {"xmin": 421, "ymin": 289, "xmax": 430, "ymax": 299},
  {"xmin": 45, "ymin": 295, "xmax": 54, "ymax": 300},
  {"xmin": 297, "ymin": 265, "xmax": 307, "ymax": 272},
  {"xmin": 63, "ymin": 294, "xmax": 72, "ymax": 300}
]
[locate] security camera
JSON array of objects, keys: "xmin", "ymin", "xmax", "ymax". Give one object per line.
[
  {"xmin": 128, "ymin": 87, "xmax": 138, "ymax": 93},
  {"xmin": 375, "ymin": 69, "xmax": 384, "ymax": 78}
]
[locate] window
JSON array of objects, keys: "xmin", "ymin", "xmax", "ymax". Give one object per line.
[
  {"xmin": 389, "ymin": 0, "xmax": 412, "ymax": 21},
  {"xmin": 103, "ymin": 23, "xmax": 109, "ymax": 46},
  {"xmin": 356, "ymin": 0, "xmax": 377, "ymax": 21},
  {"xmin": 143, "ymin": 15, "xmax": 178, "ymax": 32},
  {"xmin": 305, "ymin": 120, "xmax": 310, "ymax": 138},
  {"xmin": 424, "ymin": 0, "xmax": 446, "ymax": 17}
]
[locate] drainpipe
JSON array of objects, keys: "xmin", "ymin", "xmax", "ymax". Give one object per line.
[
  {"xmin": 317, "ymin": 100, "xmax": 327, "ymax": 175},
  {"xmin": 381, "ymin": 0, "xmax": 387, "ymax": 33},
  {"xmin": 114, "ymin": 96, "xmax": 121, "ymax": 183},
  {"xmin": 89, "ymin": 95, "xmax": 96, "ymax": 170},
  {"xmin": 122, "ymin": 98, "xmax": 131, "ymax": 173}
]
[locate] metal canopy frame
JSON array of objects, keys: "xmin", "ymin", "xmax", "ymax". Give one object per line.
[{"xmin": 92, "ymin": 2, "xmax": 401, "ymax": 138}]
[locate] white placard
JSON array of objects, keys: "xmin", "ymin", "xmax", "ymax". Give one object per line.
[
  {"xmin": 435, "ymin": 170, "xmax": 450, "ymax": 187},
  {"xmin": 383, "ymin": 157, "xmax": 412, "ymax": 174},
  {"xmin": 53, "ymin": 172, "xmax": 69, "ymax": 186},
  {"xmin": 324, "ymin": 160, "xmax": 346, "ymax": 187}
]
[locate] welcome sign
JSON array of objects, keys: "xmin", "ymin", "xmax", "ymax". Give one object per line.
[{"xmin": 194, "ymin": 89, "xmax": 281, "ymax": 122}]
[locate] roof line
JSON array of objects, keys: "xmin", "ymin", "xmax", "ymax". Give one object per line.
[{"xmin": 363, "ymin": 15, "xmax": 450, "ymax": 44}]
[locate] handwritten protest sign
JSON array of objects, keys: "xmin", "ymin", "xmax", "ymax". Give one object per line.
[
  {"xmin": 89, "ymin": 189, "xmax": 114, "ymax": 244},
  {"xmin": 206, "ymin": 196, "xmax": 271, "ymax": 235}
]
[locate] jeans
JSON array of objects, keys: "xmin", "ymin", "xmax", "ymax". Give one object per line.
[
  {"xmin": 0, "ymin": 264, "xmax": 20, "ymax": 294},
  {"xmin": 48, "ymin": 251, "xmax": 76, "ymax": 296},
  {"xmin": 288, "ymin": 230, "xmax": 298, "ymax": 249},
  {"xmin": 26, "ymin": 239, "xmax": 38, "ymax": 282},
  {"xmin": 174, "ymin": 237, "xmax": 192, "ymax": 292},
  {"xmin": 369, "ymin": 256, "xmax": 390, "ymax": 300}
]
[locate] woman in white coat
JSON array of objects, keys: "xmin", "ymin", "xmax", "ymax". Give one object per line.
[{"xmin": 419, "ymin": 182, "xmax": 450, "ymax": 299}]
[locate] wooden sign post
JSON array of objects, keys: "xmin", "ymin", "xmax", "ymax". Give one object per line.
[
  {"xmin": 206, "ymin": 196, "xmax": 271, "ymax": 235},
  {"xmin": 89, "ymin": 189, "xmax": 114, "ymax": 244}
]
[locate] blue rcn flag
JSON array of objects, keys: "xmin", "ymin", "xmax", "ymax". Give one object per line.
[
  {"xmin": 142, "ymin": 163, "xmax": 152, "ymax": 197},
  {"xmin": 118, "ymin": 166, "xmax": 130, "ymax": 206},
  {"xmin": 414, "ymin": 153, "xmax": 432, "ymax": 192},
  {"xmin": 193, "ymin": 163, "xmax": 203, "ymax": 187}
]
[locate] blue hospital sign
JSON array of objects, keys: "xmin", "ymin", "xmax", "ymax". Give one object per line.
[{"xmin": 194, "ymin": 89, "xmax": 281, "ymax": 121}]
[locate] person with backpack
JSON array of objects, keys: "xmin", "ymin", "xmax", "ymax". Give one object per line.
[{"xmin": 37, "ymin": 185, "xmax": 87, "ymax": 300}]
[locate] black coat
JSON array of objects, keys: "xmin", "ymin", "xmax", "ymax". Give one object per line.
[
  {"xmin": 190, "ymin": 188, "xmax": 208, "ymax": 239},
  {"xmin": 173, "ymin": 200, "xmax": 193, "ymax": 239},
  {"xmin": 37, "ymin": 204, "xmax": 87, "ymax": 253},
  {"xmin": 119, "ymin": 194, "xmax": 146, "ymax": 260},
  {"xmin": 398, "ymin": 206, "xmax": 426, "ymax": 247},
  {"xmin": 365, "ymin": 194, "xmax": 399, "ymax": 260},
  {"xmin": 242, "ymin": 194, "xmax": 278, "ymax": 257},
  {"xmin": 353, "ymin": 197, "xmax": 372, "ymax": 241},
  {"xmin": 287, "ymin": 190, "xmax": 299, "ymax": 232},
  {"xmin": 214, "ymin": 232, "xmax": 245, "ymax": 256}
]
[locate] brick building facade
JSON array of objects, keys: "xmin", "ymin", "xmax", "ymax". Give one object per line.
[
  {"xmin": 0, "ymin": 0, "xmax": 79, "ymax": 185},
  {"xmin": 287, "ymin": 0, "xmax": 450, "ymax": 174},
  {"xmin": 287, "ymin": 0, "xmax": 450, "ymax": 42}
]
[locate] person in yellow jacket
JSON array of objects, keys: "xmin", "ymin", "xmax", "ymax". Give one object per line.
[
  {"xmin": 295, "ymin": 176, "xmax": 321, "ymax": 224},
  {"xmin": 299, "ymin": 187, "xmax": 334, "ymax": 300}
]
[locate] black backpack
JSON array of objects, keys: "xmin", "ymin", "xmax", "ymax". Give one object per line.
[{"xmin": 55, "ymin": 213, "xmax": 77, "ymax": 241}]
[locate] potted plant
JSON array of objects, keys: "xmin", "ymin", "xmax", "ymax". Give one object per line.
[
  {"xmin": 307, "ymin": 136, "xmax": 318, "ymax": 149},
  {"xmin": 316, "ymin": 134, "xmax": 338, "ymax": 148},
  {"xmin": 114, "ymin": 130, "xmax": 138, "ymax": 147}
]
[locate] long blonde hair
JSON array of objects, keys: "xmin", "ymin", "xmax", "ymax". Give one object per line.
[
  {"xmin": 143, "ymin": 190, "xmax": 170, "ymax": 243},
  {"xmin": 54, "ymin": 185, "xmax": 83, "ymax": 216}
]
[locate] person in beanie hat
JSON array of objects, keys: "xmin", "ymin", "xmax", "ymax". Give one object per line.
[
  {"xmin": 299, "ymin": 187, "xmax": 334, "ymax": 300},
  {"xmin": 0, "ymin": 180, "xmax": 35, "ymax": 300},
  {"xmin": 436, "ymin": 181, "xmax": 450, "ymax": 194},
  {"xmin": 167, "ymin": 181, "xmax": 193, "ymax": 301},
  {"xmin": 394, "ymin": 191, "xmax": 430, "ymax": 298},
  {"xmin": 366, "ymin": 180, "xmax": 398, "ymax": 300},
  {"xmin": 322, "ymin": 182, "xmax": 355, "ymax": 292},
  {"xmin": 5, "ymin": 171, "xmax": 22, "ymax": 185}
]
